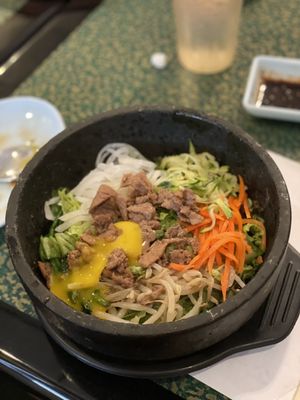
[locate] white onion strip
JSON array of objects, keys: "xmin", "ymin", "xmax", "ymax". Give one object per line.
[
  {"xmin": 44, "ymin": 196, "xmax": 59, "ymax": 221},
  {"xmin": 58, "ymin": 208, "xmax": 90, "ymax": 222},
  {"xmin": 143, "ymin": 302, "xmax": 166, "ymax": 325},
  {"xmin": 152, "ymin": 278, "xmax": 175, "ymax": 322},
  {"xmin": 93, "ymin": 310, "xmax": 132, "ymax": 323},
  {"xmin": 109, "ymin": 302, "xmax": 156, "ymax": 315},
  {"xmin": 105, "ymin": 289, "xmax": 132, "ymax": 302},
  {"xmin": 181, "ymin": 289, "xmax": 204, "ymax": 320},
  {"xmin": 234, "ymin": 273, "xmax": 246, "ymax": 288},
  {"xmin": 55, "ymin": 215, "xmax": 92, "ymax": 232}
]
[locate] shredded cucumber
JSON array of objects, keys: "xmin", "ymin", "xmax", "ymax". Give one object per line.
[
  {"xmin": 158, "ymin": 148, "xmax": 238, "ymax": 213},
  {"xmin": 58, "ymin": 188, "xmax": 81, "ymax": 214},
  {"xmin": 39, "ymin": 187, "xmax": 90, "ymax": 266},
  {"xmin": 40, "ymin": 233, "xmax": 77, "ymax": 259},
  {"xmin": 39, "ymin": 220, "xmax": 91, "ymax": 261}
]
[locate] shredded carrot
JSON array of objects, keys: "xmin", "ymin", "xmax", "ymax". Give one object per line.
[
  {"xmin": 188, "ymin": 253, "xmax": 202, "ymax": 267},
  {"xmin": 238, "ymin": 175, "xmax": 246, "ymax": 205},
  {"xmin": 204, "ymin": 231, "xmax": 245, "ymax": 242},
  {"xmin": 199, "ymin": 208, "xmax": 209, "ymax": 218},
  {"xmin": 235, "ymin": 176, "xmax": 252, "ymax": 218},
  {"xmin": 190, "ymin": 236, "xmax": 246, "ymax": 270},
  {"xmin": 190, "ymin": 231, "xmax": 244, "ymax": 265},
  {"xmin": 198, "ymin": 231, "xmax": 206, "ymax": 247},
  {"xmin": 214, "ymin": 213, "xmax": 225, "ymax": 221},
  {"xmin": 185, "ymin": 218, "xmax": 211, "ymax": 232},
  {"xmin": 232, "ymin": 209, "xmax": 243, "ymax": 232},
  {"xmin": 219, "ymin": 220, "xmax": 229, "ymax": 233},
  {"xmin": 235, "ymin": 237, "xmax": 246, "ymax": 273},
  {"xmin": 221, "ymin": 241, "xmax": 235, "ymax": 300},
  {"xmin": 167, "ymin": 175, "xmax": 266, "ymax": 301},
  {"xmin": 215, "ymin": 251, "xmax": 222, "ymax": 266},
  {"xmin": 228, "ymin": 196, "xmax": 240, "ymax": 210},
  {"xmin": 169, "ymin": 263, "xmax": 188, "ymax": 272},
  {"xmin": 218, "ymin": 247, "xmax": 238, "ymax": 266},
  {"xmin": 228, "ymin": 219, "xmax": 235, "ymax": 232},
  {"xmin": 221, "ymin": 258, "xmax": 231, "ymax": 301},
  {"xmin": 207, "ymin": 253, "xmax": 216, "ymax": 274},
  {"xmin": 243, "ymin": 196, "xmax": 251, "ymax": 219},
  {"xmin": 212, "ymin": 226, "xmax": 219, "ymax": 236}
]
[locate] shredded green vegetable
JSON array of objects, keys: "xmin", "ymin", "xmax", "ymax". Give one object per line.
[
  {"xmin": 155, "ymin": 208, "xmax": 178, "ymax": 239},
  {"xmin": 40, "ymin": 222, "xmax": 91, "ymax": 262},
  {"xmin": 129, "ymin": 265, "xmax": 145, "ymax": 277},
  {"xmin": 158, "ymin": 144, "xmax": 238, "ymax": 216},
  {"xmin": 67, "ymin": 288, "xmax": 110, "ymax": 314},
  {"xmin": 179, "ymin": 295, "xmax": 194, "ymax": 315},
  {"xmin": 243, "ymin": 223, "xmax": 265, "ymax": 252},
  {"xmin": 58, "ymin": 188, "xmax": 81, "ymax": 214},
  {"xmin": 39, "ymin": 188, "xmax": 91, "ymax": 269}
]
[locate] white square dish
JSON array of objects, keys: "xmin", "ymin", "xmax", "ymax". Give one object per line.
[{"xmin": 242, "ymin": 55, "xmax": 300, "ymax": 122}]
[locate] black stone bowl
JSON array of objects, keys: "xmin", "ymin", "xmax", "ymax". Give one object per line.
[{"xmin": 6, "ymin": 107, "xmax": 291, "ymax": 361}]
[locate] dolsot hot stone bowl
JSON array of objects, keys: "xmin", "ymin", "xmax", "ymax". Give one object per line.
[{"xmin": 6, "ymin": 107, "xmax": 291, "ymax": 361}]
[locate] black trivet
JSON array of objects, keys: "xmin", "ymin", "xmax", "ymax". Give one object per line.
[{"xmin": 37, "ymin": 244, "xmax": 300, "ymax": 379}]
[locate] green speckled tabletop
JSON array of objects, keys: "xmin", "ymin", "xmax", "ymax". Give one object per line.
[
  {"xmin": 1, "ymin": 0, "xmax": 300, "ymax": 398},
  {"xmin": 13, "ymin": 0, "xmax": 300, "ymax": 159}
]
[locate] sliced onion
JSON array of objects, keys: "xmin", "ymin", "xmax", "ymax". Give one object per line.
[
  {"xmin": 96, "ymin": 143, "xmax": 147, "ymax": 165},
  {"xmin": 58, "ymin": 208, "xmax": 90, "ymax": 222},
  {"xmin": 44, "ymin": 196, "xmax": 59, "ymax": 221},
  {"xmin": 188, "ymin": 294, "xmax": 197, "ymax": 305},
  {"xmin": 152, "ymin": 278, "xmax": 175, "ymax": 322},
  {"xmin": 110, "ymin": 302, "xmax": 156, "ymax": 315},
  {"xmin": 93, "ymin": 310, "xmax": 132, "ymax": 323},
  {"xmin": 143, "ymin": 302, "xmax": 166, "ymax": 325},
  {"xmin": 55, "ymin": 215, "xmax": 92, "ymax": 232},
  {"xmin": 228, "ymin": 266, "xmax": 236, "ymax": 287},
  {"xmin": 181, "ymin": 289, "xmax": 204, "ymax": 320},
  {"xmin": 234, "ymin": 273, "xmax": 246, "ymax": 288},
  {"xmin": 105, "ymin": 289, "xmax": 131, "ymax": 302},
  {"xmin": 182, "ymin": 270, "xmax": 202, "ymax": 281}
]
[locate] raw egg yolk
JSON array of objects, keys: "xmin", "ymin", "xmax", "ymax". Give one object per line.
[{"xmin": 50, "ymin": 221, "xmax": 142, "ymax": 311}]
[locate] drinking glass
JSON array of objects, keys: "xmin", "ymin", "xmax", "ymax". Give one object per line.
[{"xmin": 173, "ymin": 0, "xmax": 243, "ymax": 74}]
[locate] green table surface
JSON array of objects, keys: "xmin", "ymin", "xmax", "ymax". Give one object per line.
[{"xmin": 1, "ymin": 0, "xmax": 300, "ymax": 398}]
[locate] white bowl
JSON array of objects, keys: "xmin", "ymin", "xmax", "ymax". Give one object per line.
[
  {"xmin": 0, "ymin": 96, "xmax": 66, "ymax": 226},
  {"xmin": 242, "ymin": 55, "xmax": 300, "ymax": 123}
]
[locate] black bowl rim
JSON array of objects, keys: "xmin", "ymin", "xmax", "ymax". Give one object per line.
[{"xmin": 6, "ymin": 105, "xmax": 291, "ymax": 337}]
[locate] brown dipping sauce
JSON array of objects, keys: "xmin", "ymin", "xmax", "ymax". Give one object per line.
[{"xmin": 258, "ymin": 77, "xmax": 300, "ymax": 110}]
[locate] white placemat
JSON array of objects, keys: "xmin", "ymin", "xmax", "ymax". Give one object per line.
[{"xmin": 191, "ymin": 151, "xmax": 300, "ymax": 400}]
